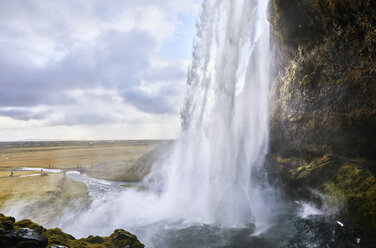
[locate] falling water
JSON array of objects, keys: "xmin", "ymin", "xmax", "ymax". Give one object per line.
[
  {"xmin": 59, "ymin": 0, "xmax": 275, "ymax": 242},
  {"xmin": 161, "ymin": 0, "xmax": 271, "ymax": 228},
  {"xmin": 47, "ymin": 0, "xmax": 364, "ymax": 246}
]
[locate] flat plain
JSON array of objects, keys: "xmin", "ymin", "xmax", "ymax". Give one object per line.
[
  {"xmin": 0, "ymin": 140, "xmax": 163, "ymax": 169},
  {"xmin": 0, "ymin": 140, "xmax": 166, "ymax": 223}
]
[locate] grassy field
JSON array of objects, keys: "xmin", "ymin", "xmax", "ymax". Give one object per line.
[
  {"xmin": 0, "ymin": 140, "xmax": 167, "ymax": 224},
  {"xmin": 0, "ymin": 173, "xmax": 82, "ymax": 204},
  {"xmin": 0, "ymin": 173, "xmax": 89, "ymax": 225},
  {"xmin": 0, "ymin": 140, "xmax": 164, "ymax": 169},
  {"xmin": 0, "ymin": 171, "xmax": 40, "ymax": 178}
]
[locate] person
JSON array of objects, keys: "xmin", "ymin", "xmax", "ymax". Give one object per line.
[{"xmin": 9, "ymin": 171, "xmax": 13, "ymax": 177}]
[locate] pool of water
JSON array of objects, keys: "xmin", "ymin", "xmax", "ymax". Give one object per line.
[
  {"xmin": 128, "ymin": 214, "xmax": 365, "ymax": 248},
  {"xmin": 62, "ymin": 171, "xmax": 372, "ymax": 248}
]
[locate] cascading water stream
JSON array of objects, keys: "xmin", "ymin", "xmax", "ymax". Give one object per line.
[
  {"xmin": 53, "ymin": 1, "xmax": 363, "ymax": 246},
  {"xmin": 59, "ymin": 0, "xmax": 277, "ymax": 242},
  {"xmin": 160, "ymin": 0, "xmax": 272, "ymax": 228}
]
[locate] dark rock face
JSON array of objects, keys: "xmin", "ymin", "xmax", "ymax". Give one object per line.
[
  {"xmin": 1, "ymin": 228, "xmax": 48, "ymax": 248},
  {"xmin": 269, "ymin": 0, "xmax": 376, "ymax": 237},
  {"xmin": 270, "ymin": 0, "xmax": 376, "ymax": 159},
  {"xmin": 0, "ymin": 215, "xmax": 47, "ymax": 248},
  {"xmin": 111, "ymin": 229, "xmax": 144, "ymax": 248},
  {"xmin": 0, "ymin": 213, "xmax": 145, "ymax": 248}
]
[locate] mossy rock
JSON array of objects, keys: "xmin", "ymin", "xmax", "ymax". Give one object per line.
[
  {"xmin": 270, "ymin": 153, "xmax": 376, "ymax": 237},
  {"xmin": 15, "ymin": 219, "xmax": 42, "ymax": 230},
  {"xmin": 43, "ymin": 228, "xmax": 76, "ymax": 246},
  {"xmin": 270, "ymin": 0, "xmax": 376, "ymax": 160},
  {"xmin": 0, "ymin": 214, "xmax": 145, "ymax": 248},
  {"xmin": 110, "ymin": 229, "xmax": 144, "ymax": 248},
  {"xmin": 0, "ymin": 214, "xmax": 16, "ymax": 232},
  {"xmin": 86, "ymin": 235, "xmax": 105, "ymax": 244}
]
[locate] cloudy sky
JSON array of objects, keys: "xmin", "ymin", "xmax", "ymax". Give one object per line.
[{"xmin": 0, "ymin": 0, "xmax": 201, "ymax": 141}]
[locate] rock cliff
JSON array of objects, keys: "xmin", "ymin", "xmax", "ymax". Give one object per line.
[{"xmin": 269, "ymin": 0, "xmax": 376, "ymax": 237}]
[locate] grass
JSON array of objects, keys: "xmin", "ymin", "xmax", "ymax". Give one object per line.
[
  {"xmin": 0, "ymin": 140, "xmax": 164, "ymax": 169},
  {"xmin": 0, "ymin": 173, "xmax": 89, "ymax": 225},
  {"xmin": 86, "ymin": 161, "xmax": 140, "ymax": 182},
  {"xmin": 0, "ymin": 140, "xmax": 166, "ymax": 224},
  {"xmin": 0, "ymin": 173, "xmax": 86, "ymax": 205},
  {"xmin": 0, "ymin": 171, "xmax": 41, "ymax": 178},
  {"xmin": 0, "ymin": 174, "xmax": 62, "ymax": 199}
]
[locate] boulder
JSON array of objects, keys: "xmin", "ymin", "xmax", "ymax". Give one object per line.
[
  {"xmin": 0, "ymin": 228, "xmax": 48, "ymax": 248},
  {"xmin": 0, "ymin": 213, "xmax": 145, "ymax": 248}
]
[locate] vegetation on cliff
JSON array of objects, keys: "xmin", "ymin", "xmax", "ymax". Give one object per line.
[
  {"xmin": 269, "ymin": 0, "xmax": 376, "ymax": 237},
  {"xmin": 270, "ymin": 0, "xmax": 376, "ymax": 158},
  {"xmin": 268, "ymin": 154, "xmax": 376, "ymax": 234},
  {"xmin": 0, "ymin": 213, "xmax": 144, "ymax": 248}
]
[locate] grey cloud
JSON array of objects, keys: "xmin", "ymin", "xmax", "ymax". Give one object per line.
[
  {"xmin": 0, "ymin": 89, "xmax": 76, "ymax": 107},
  {"xmin": 0, "ymin": 28, "xmax": 174, "ymax": 106},
  {"xmin": 122, "ymin": 89, "xmax": 177, "ymax": 114},
  {"xmin": 50, "ymin": 113, "xmax": 119, "ymax": 126},
  {"xmin": 95, "ymin": 29, "xmax": 156, "ymax": 85},
  {"xmin": 0, "ymin": 1, "xmax": 188, "ymax": 125},
  {"xmin": 0, "ymin": 108, "xmax": 51, "ymax": 121}
]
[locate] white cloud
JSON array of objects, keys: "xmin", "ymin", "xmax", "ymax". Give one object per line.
[{"xmin": 0, "ymin": 0, "xmax": 201, "ymax": 140}]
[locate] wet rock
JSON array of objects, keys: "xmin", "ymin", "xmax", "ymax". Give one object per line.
[
  {"xmin": 86, "ymin": 235, "xmax": 105, "ymax": 244},
  {"xmin": 269, "ymin": 0, "xmax": 376, "ymax": 238},
  {"xmin": 0, "ymin": 228, "xmax": 48, "ymax": 248},
  {"xmin": 111, "ymin": 229, "xmax": 145, "ymax": 248},
  {"xmin": 0, "ymin": 213, "xmax": 145, "ymax": 247},
  {"xmin": 270, "ymin": 0, "xmax": 376, "ymax": 159},
  {"xmin": 267, "ymin": 153, "xmax": 376, "ymax": 239}
]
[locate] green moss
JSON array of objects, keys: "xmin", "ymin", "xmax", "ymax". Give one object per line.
[
  {"xmin": 270, "ymin": 0, "xmax": 376, "ymax": 159},
  {"xmin": 0, "ymin": 214, "xmax": 15, "ymax": 232},
  {"xmin": 290, "ymin": 154, "xmax": 339, "ymax": 184},
  {"xmin": 15, "ymin": 219, "xmax": 41, "ymax": 230},
  {"xmin": 43, "ymin": 228, "xmax": 76, "ymax": 246},
  {"xmin": 270, "ymin": 0, "xmax": 376, "ymax": 238},
  {"xmin": 86, "ymin": 235, "xmax": 105, "ymax": 244},
  {"xmin": 274, "ymin": 154, "xmax": 376, "ymax": 235},
  {"xmin": 298, "ymin": 75, "xmax": 310, "ymax": 85},
  {"xmin": 110, "ymin": 229, "xmax": 144, "ymax": 248},
  {"xmin": 329, "ymin": 164, "xmax": 376, "ymax": 233},
  {"xmin": 1, "ymin": 214, "xmax": 145, "ymax": 248}
]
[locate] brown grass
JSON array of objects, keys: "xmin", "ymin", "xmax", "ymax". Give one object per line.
[
  {"xmin": 0, "ymin": 173, "xmax": 89, "ymax": 224},
  {"xmin": 0, "ymin": 173, "xmax": 69, "ymax": 202},
  {"xmin": 0, "ymin": 141, "xmax": 163, "ymax": 169},
  {"xmin": 0, "ymin": 171, "xmax": 41, "ymax": 178},
  {"xmin": 0, "ymin": 140, "xmax": 165, "ymax": 222}
]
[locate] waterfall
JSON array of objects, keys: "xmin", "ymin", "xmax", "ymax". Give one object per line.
[
  {"xmin": 60, "ymin": 0, "xmax": 273, "ymax": 237},
  {"xmin": 160, "ymin": 0, "xmax": 272, "ymax": 228}
]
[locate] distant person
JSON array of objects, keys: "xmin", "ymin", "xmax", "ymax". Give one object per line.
[{"xmin": 9, "ymin": 171, "xmax": 13, "ymax": 177}]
